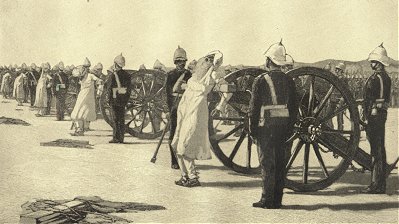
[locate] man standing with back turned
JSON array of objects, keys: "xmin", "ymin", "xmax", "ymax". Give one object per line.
[
  {"xmin": 250, "ymin": 40, "xmax": 297, "ymax": 209},
  {"xmin": 107, "ymin": 54, "xmax": 132, "ymax": 143}
]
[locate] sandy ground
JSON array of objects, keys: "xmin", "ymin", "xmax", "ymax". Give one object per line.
[{"xmin": 0, "ymin": 96, "xmax": 398, "ymax": 223}]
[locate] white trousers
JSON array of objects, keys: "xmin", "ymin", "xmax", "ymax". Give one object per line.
[{"xmin": 176, "ymin": 154, "xmax": 198, "ymax": 179}]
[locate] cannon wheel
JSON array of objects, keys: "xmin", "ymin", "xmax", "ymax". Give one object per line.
[
  {"xmin": 284, "ymin": 67, "xmax": 360, "ymax": 191},
  {"xmin": 100, "ymin": 69, "xmax": 168, "ymax": 139},
  {"xmin": 209, "ymin": 68, "xmax": 266, "ymax": 174}
]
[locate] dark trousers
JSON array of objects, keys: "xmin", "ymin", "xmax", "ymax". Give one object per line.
[
  {"xmin": 112, "ymin": 105, "xmax": 126, "ymax": 142},
  {"xmin": 256, "ymin": 126, "xmax": 287, "ymax": 206},
  {"xmin": 55, "ymin": 92, "xmax": 67, "ymax": 120},
  {"xmin": 29, "ymin": 86, "xmax": 36, "ymax": 106},
  {"xmin": 23, "ymin": 85, "xmax": 29, "ymax": 103},
  {"xmin": 168, "ymin": 108, "xmax": 178, "ymax": 165},
  {"xmin": 46, "ymin": 90, "xmax": 52, "ymax": 115},
  {"xmin": 365, "ymin": 111, "xmax": 387, "ymax": 191}
]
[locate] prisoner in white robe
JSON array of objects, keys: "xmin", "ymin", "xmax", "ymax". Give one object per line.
[
  {"xmin": 171, "ymin": 50, "xmax": 223, "ymax": 180},
  {"xmin": 70, "ymin": 68, "xmax": 101, "ymax": 131},
  {"xmin": 13, "ymin": 73, "xmax": 27, "ymax": 105},
  {"xmin": 34, "ymin": 71, "xmax": 52, "ymax": 115},
  {"xmin": 1, "ymin": 73, "xmax": 12, "ymax": 98}
]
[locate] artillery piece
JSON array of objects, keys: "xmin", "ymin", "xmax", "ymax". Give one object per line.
[{"xmin": 208, "ymin": 67, "xmax": 398, "ymax": 192}]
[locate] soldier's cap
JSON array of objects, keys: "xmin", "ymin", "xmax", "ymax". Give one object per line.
[
  {"xmin": 173, "ymin": 45, "xmax": 188, "ymax": 62},
  {"xmin": 93, "ymin": 63, "xmax": 103, "ymax": 72},
  {"xmin": 368, "ymin": 42, "xmax": 389, "ymax": 66},
  {"xmin": 264, "ymin": 39, "xmax": 287, "ymax": 66},
  {"xmin": 83, "ymin": 57, "xmax": 91, "ymax": 67},
  {"xmin": 114, "ymin": 53, "xmax": 125, "ymax": 68},
  {"xmin": 58, "ymin": 61, "xmax": 65, "ymax": 70}
]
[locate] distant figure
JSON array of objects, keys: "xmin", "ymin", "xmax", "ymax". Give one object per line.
[
  {"xmin": 1, "ymin": 66, "xmax": 12, "ymax": 98},
  {"xmin": 172, "ymin": 50, "xmax": 223, "ymax": 187},
  {"xmin": 250, "ymin": 40, "xmax": 297, "ymax": 209},
  {"xmin": 45, "ymin": 64, "xmax": 55, "ymax": 115},
  {"xmin": 70, "ymin": 58, "xmax": 102, "ymax": 136},
  {"xmin": 153, "ymin": 59, "xmax": 167, "ymax": 73},
  {"xmin": 92, "ymin": 63, "xmax": 104, "ymax": 115},
  {"xmin": 165, "ymin": 46, "xmax": 192, "ymax": 169},
  {"xmin": 13, "ymin": 63, "xmax": 28, "ymax": 106},
  {"xmin": 324, "ymin": 62, "xmax": 332, "ymax": 72},
  {"xmin": 52, "ymin": 62, "xmax": 69, "ymax": 121},
  {"xmin": 107, "ymin": 54, "xmax": 131, "ymax": 143},
  {"xmin": 361, "ymin": 43, "xmax": 391, "ymax": 194},
  {"xmin": 27, "ymin": 63, "xmax": 41, "ymax": 106},
  {"xmin": 334, "ymin": 62, "xmax": 346, "ymax": 130},
  {"xmin": 34, "ymin": 63, "xmax": 52, "ymax": 116},
  {"xmin": 65, "ymin": 66, "xmax": 81, "ymax": 115}
]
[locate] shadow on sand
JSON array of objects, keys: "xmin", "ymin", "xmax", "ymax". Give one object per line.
[
  {"xmin": 201, "ymin": 179, "xmax": 262, "ymax": 188},
  {"xmin": 286, "ymin": 170, "xmax": 398, "ymax": 195},
  {"xmin": 283, "ymin": 201, "xmax": 399, "ymax": 211}
]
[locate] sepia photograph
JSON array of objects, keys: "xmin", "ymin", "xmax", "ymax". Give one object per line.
[{"xmin": 0, "ymin": 0, "xmax": 398, "ymax": 223}]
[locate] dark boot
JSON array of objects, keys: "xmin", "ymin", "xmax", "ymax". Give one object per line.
[
  {"xmin": 175, "ymin": 176, "xmax": 189, "ymax": 187},
  {"xmin": 252, "ymin": 194, "xmax": 276, "ymax": 209},
  {"xmin": 186, "ymin": 178, "xmax": 201, "ymax": 188}
]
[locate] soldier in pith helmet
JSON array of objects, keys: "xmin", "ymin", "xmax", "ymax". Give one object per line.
[
  {"xmin": 361, "ymin": 43, "xmax": 391, "ymax": 194},
  {"xmin": 165, "ymin": 46, "xmax": 192, "ymax": 169},
  {"xmin": 250, "ymin": 40, "xmax": 297, "ymax": 209},
  {"xmin": 106, "ymin": 54, "xmax": 132, "ymax": 143}
]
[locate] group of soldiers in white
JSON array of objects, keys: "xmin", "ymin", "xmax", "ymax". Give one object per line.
[{"xmin": 0, "ymin": 41, "xmax": 393, "ymax": 208}]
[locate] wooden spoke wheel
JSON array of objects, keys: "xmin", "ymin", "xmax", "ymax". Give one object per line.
[
  {"xmin": 100, "ymin": 69, "xmax": 169, "ymax": 139},
  {"xmin": 284, "ymin": 67, "xmax": 360, "ymax": 191},
  {"xmin": 209, "ymin": 68, "xmax": 266, "ymax": 174}
]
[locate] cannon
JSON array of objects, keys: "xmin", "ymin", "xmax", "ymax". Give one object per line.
[
  {"xmin": 208, "ymin": 66, "xmax": 398, "ymax": 192},
  {"xmin": 100, "ymin": 69, "xmax": 169, "ymax": 139}
]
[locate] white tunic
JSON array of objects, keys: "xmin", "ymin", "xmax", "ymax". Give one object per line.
[
  {"xmin": 1, "ymin": 73, "xmax": 11, "ymax": 94},
  {"xmin": 71, "ymin": 73, "xmax": 100, "ymax": 121},
  {"xmin": 34, "ymin": 72, "xmax": 52, "ymax": 108},
  {"xmin": 171, "ymin": 59, "xmax": 221, "ymax": 160},
  {"xmin": 13, "ymin": 73, "xmax": 27, "ymax": 100}
]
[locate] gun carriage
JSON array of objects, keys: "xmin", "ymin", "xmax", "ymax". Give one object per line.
[{"xmin": 208, "ymin": 66, "xmax": 398, "ymax": 192}]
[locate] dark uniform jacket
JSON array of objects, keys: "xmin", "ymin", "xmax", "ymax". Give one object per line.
[
  {"xmin": 165, "ymin": 68, "xmax": 192, "ymax": 111},
  {"xmin": 27, "ymin": 70, "xmax": 40, "ymax": 88},
  {"xmin": 52, "ymin": 71, "xmax": 69, "ymax": 95},
  {"xmin": 363, "ymin": 70, "xmax": 391, "ymax": 120},
  {"xmin": 107, "ymin": 69, "xmax": 132, "ymax": 107},
  {"xmin": 249, "ymin": 70, "xmax": 297, "ymax": 138}
]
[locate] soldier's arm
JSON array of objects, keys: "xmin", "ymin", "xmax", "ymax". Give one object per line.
[
  {"xmin": 287, "ymin": 77, "xmax": 298, "ymax": 128},
  {"xmin": 183, "ymin": 70, "xmax": 192, "ymax": 81},
  {"xmin": 363, "ymin": 76, "xmax": 380, "ymax": 119},
  {"xmin": 165, "ymin": 72, "xmax": 174, "ymax": 111},
  {"xmin": 125, "ymin": 71, "xmax": 132, "ymax": 98},
  {"xmin": 249, "ymin": 76, "xmax": 262, "ymax": 138},
  {"xmin": 106, "ymin": 73, "xmax": 114, "ymax": 104}
]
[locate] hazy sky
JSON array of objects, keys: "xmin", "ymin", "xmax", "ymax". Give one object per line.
[{"xmin": 0, "ymin": 0, "xmax": 397, "ymax": 69}]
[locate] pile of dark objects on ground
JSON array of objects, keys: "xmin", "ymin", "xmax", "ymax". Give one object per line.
[
  {"xmin": 20, "ymin": 196, "xmax": 166, "ymax": 223},
  {"xmin": 40, "ymin": 139, "xmax": 93, "ymax": 149},
  {"xmin": 0, "ymin": 116, "xmax": 30, "ymax": 126}
]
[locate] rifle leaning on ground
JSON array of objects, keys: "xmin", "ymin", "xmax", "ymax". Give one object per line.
[{"xmin": 151, "ymin": 71, "xmax": 188, "ymax": 163}]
